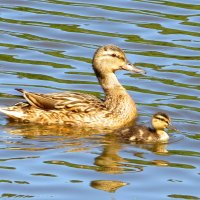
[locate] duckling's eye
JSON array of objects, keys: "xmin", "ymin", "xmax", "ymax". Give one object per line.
[
  {"xmin": 112, "ymin": 54, "xmax": 117, "ymax": 57},
  {"xmin": 155, "ymin": 117, "xmax": 169, "ymax": 124}
]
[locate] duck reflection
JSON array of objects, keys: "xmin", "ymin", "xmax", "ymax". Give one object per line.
[
  {"xmin": 2, "ymin": 121, "xmax": 104, "ymax": 138},
  {"xmin": 94, "ymin": 140, "xmax": 126, "ymax": 174},
  {"xmin": 90, "ymin": 180, "xmax": 128, "ymax": 193},
  {"xmin": 2, "ymin": 121, "xmax": 169, "ymax": 171}
]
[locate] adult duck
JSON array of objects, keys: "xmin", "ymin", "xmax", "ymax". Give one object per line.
[{"xmin": 0, "ymin": 44, "xmax": 145, "ymax": 129}]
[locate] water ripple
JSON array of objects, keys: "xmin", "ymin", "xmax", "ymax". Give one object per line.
[{"xmin": 0, "ymin": 0, "xmax": 200, "ymax": 199}]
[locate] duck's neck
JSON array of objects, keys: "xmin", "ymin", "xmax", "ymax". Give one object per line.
[
  {"xmin": 97, "ymin": 72, "xmax": 126, "ymax": 95},
  {"xmin": 156, "ymin": 130, "xmax": 169, "ymax": 141},
  {"xmin": 95, "ymin": 71, "xmax": 136, "ymax": 115}
]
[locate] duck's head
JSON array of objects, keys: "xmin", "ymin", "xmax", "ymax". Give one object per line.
[
  {"xmin": 151, "ymin": 112, "xmax": 171, "ymax": 131},
  {"xmin": 92, "ymin": 44, "xmax": 145, "ymax": 76}
]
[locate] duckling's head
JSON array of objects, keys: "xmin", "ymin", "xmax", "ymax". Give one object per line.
[
  {"xmin": 92, "ymin": 44, "xmax": 145, "ymax": 76},
  {"xmin": 151, "ymin": 112, "xmax": 171, "ymax": 131}
]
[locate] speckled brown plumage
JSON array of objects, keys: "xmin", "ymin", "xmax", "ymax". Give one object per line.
[{"xmin": 0, "ymin": 44, "xmax": 145, "ymax": 129}]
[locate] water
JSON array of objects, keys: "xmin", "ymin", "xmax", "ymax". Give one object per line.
[{"xmin": 0, "ymin": 0, "xmax": 200, "ymax": 199}]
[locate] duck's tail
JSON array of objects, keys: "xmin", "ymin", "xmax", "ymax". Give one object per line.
[{"xmin": 0, "ymin": 107, "xmax": 25, "ymax": 119}]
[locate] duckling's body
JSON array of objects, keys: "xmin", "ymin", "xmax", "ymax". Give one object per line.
[
  {"xmin": 0, "ymin": 44, "xmax": 145, "ymax": 129},
  {"xmin": 116, "ymin": 112, "xmax": 172, "ymax": 143}
]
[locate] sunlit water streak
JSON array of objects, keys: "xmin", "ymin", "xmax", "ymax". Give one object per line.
[{"xmin": 0, "ymin": 0, "xmax": 200, "ymax": 199}]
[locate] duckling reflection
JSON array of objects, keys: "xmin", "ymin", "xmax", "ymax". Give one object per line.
[
  {"xmin": 135, "ymin": 142, "xmax": 169, "ymax": 154},
  {"xmin": 116, "ymin": 112, "xmax": 176, "ymax": 143}
]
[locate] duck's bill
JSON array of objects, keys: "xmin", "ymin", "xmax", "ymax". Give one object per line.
[{"xmin": 123, "ymin": 63, "xmax": 146, "ymax": 74}]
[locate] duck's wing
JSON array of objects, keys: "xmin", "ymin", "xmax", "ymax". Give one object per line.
[{"xmin": 16, "ymin": 88, "xmax": 106, "ymax": 112}]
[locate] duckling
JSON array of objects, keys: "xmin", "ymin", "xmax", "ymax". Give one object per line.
[
  {"xmin": 116, "ymin": 112, "xmax": 175, "ymax": 143},
  {"xmin": 0, "ymin": 44, "xmax": 145, "ymax": 129}
]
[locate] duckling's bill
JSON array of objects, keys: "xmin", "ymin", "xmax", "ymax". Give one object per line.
[{"xmin": 168, "ymin": 124, "xmax": 178, "ymax": 132}]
